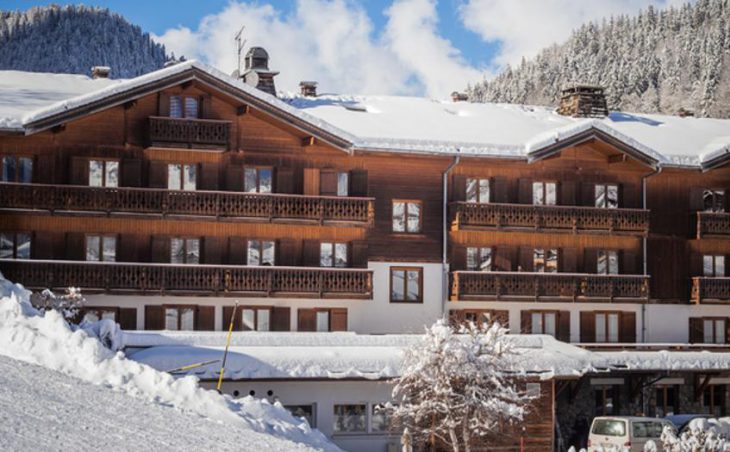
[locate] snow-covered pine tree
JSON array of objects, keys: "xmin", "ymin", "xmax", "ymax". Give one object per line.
[{"xmin": 386, "ymin": 319, "xmax": 532, "ymax": 452}]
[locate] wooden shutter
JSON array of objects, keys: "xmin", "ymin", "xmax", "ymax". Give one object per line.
[
  {"xmin": 225, "ymin": 165, "xmax": 243, "ymax": 191},
  {"xmin": 519, "ymin": 246, "xmax": 534, "ymax": 272},
  {"xmin": 196, "ymin": 306, "xmax": 215, "ymax": 331},
  {"xmin": 349, "ymin": 169, "xmax": 368, "ymax": 197},
  {"xmin": 150, "ymin": 236, "xmax": 170, "ymax": 263},
  {"xmin": 276, "ymin": 167, "xmax": 294, "ymax": 194},
  {"xmin": 277, "ymin": 239, "xmax": 297, "ymax": 266},
  {"xmin": 302, "ymin": 240, "xmax": 321, "ymax": 267},
  {"xmin": 518, "ymin": 178, "xmax": 533, "ymax": 204},
  {"xmin": 158, "ymin": 92, "xmax": 170, "ymax": 116},
  {"xmin": 583, "ymin": 249, "xmax": 598, "ymax": 273},
  {"xmin": 198, "ymin": 95, "xmax": 206, "ymax": 119},
  {"xmin": 330, "ymin": 308, "xmax": 348, "ymax": 332},
  {"xmin": 148, "ymin": 161, "xmax": 168, "ymax": 188},
  {"xmin": 65, "ymin": 232, "xmax": 85, "ymax": 260},
  {"xmin": 689, "ymin": 252, "xmax": 703, "ymax": 277},
  {"xmin": 351, "ymin": 240, "xmax": 368, "ymax": 268},
  {"xmin": 144, "ymin": 306, "xmax": 164, "ymax": 330},
  {"xmin": 271, "ymin": 307, "xmax": 291, "ymax": 331},
  {"xmin": 117, "ymin": 234, "xmax": 139, "ymax": 263},
  {"xmin": 561, "ymin": 180, "xmax": 577, "ymax": 206},
  {"xmin": 199, "ymin": 162, "xmax": 219, "ymax": 190},
  {"xmin": 319, "ymin": 169, "xmax": 338, "ymax": 196},
  {"xmin": 297, "ymin": 309, "xmax": 316, "ymax": 332},
  {"xmin": 222, "ymin": 306, "xmax": 242, "ymax": 331},
  {"xmin": 33, "ymin": 231, "xmax": 55, "ymax": 259},
  {"xmin": 451, "ymin": 246, "xmax": 467, "ymax": 271},
  {"xmin": 35, "ymin": 153, "xmax": 55, "ymax": 184},
  {"xmin": 619, "ymin": 312, "xmax": 636, "ymax": 343},
  {"xmin": 622, "ymin": 182, "xmax": 639, "ymax": 208},
  {"xmin": 70, "ymin": 157, "xmax": 88, "ymax": 185},
  {"xmin": 580, "ymin": 311, "xmax": 596, "ymax": 343},
  {"xmin": 621, "ymin": 250, "xmax": 638, "ymax": 275},
  {"xmin": 119, "ymin": 308, "xmax": 137, "ymax": 330},
  {"xmin": 689, "ymin": 318, "xmax": 704, "ymax": 344},
  {"xmin": 557, "ymin": 311, "xmax": 571, "ymax": 342},
  {"xmin": 581, "ymin": 182, "xmax": 595, "ymax": 206},
  {"xmin": 560, "ymin": 248, "xmax": 578, "ymax": 273},
  {"xmin": 229, "ymin": 237, "xmax": 248, "ymax": 265},
  {"xmin": 303, "ymin": 168, "xmax": 320, "ymax": 195},
  {"xmin": 493, "ymin": 177, "xmax": 510, "ymax": 203},
  {"xmin": 202, "ymin": 237, "xmax": 225, "ymax": 264},
  {"xmin": 452, "ymin": 175, "xmax": 467, "ymax": 202},
  {"xmin": 494, "ymin": 246, "xmax": 516, "ymax": 271},
  {"xmin": 520, "ymin": 311, "xmax": 531, "ymax": 334},
  {"xmin": 689, "ymin": 187, "xmax": 705, "ymax": 211},
  {"xmin": 120, "ymin": 159, "xmax": 142, "ymax": 187}
]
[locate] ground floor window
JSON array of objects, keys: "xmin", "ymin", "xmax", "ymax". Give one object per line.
[
  {"xmin": 703, "ymin": 385, "xmax": 727, "ymax": 417},
  {"xmin": 165, "ymin": 306, "xmax": 195, "ymax": 331},
  {"xmin": 333, "ymin": 404, "xmax": 367, "ymax": 433},
  {"xmin": 704, "ymin": 318, "xmax": 727, "ymax": 344},
  {"xmin": 594, "ymin": 386, "xmax": 620, "ymax": 416},
  {"xmin": 654, "ymin": 386, "xmax": 678, "ymax": 417},
  {"xmin": 531, "ymin": 311, "xmax": 557, "ymax": 336},
  {"xmin": 242, "ymin": 307, "xmax": 270, "ymax": 331},
  {"xmin": 284, "ymin": 404, "xmax": 316, "ymax": 428},
  {"xmin": 595, "ymin": 312, "xmax": 620, "ymax": 343},
  {"xmin": 81, "ymin": 308, "xmax": 117, "ymax": 323}
]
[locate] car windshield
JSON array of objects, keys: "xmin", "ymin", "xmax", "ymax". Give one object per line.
[{"xmin": 592, "ymin": 419, "xmax": 626, "ymax": 436}]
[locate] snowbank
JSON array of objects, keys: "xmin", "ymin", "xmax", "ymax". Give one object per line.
[{"xmin": 0, "ymin": 273, "xmax": 339, "ymax": 451}]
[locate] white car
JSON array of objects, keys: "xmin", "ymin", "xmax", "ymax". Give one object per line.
[{"xmin": 587, "ymin": 416, "xmax": 674, "ymax": 452}]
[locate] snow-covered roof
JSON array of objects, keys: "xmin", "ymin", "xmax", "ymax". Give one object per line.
[
  {"xmin": 123, "ymin": 331, "xmax": 605, "ymax": 381},
  {"xmin": 597, "ymin": 350, "xmax": 730, "ymax": 372}
]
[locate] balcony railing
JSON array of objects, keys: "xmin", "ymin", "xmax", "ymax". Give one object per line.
[
  {"xmin": 696, "ymin": 212, "xmax": 730, "ymax": 238},
  {"xmin": 450, "ymin": 202, "xmax": 649, "ymax": 235},
  {"xmin": 0, "ymin": 183, "xmax": 375, "ymax": 226},
  {"xmin": 451, "ymin": 271, "xmax": 650, "ymax": 302},
  {"xmin": 691, "ymin": 277, "xmax": 730, "ymax": 304},
  {"xmin": 0, "ymin": 260, "xmax": 373, "ymax": 299},
  {"xmin": 148, "ymin": 116, "xmax": 231, "ymax": 149}
]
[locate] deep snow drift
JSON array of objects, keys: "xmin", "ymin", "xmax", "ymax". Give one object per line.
[{"xmin": 0, "ymin": 274, "xmax": 338, "ymax": 451}]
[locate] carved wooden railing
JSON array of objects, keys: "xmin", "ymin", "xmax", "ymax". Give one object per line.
[
  {"xmin": 691, "ymin": 277, "xmax": 730, "ymax": 304},
  {"xmin": 0, "ymin": 260, "xmax": 373, "ymax": 299},
  {"xmin": 0, "ymin": 183, "xmax": 375, "ymax": 226},
  {"xmin": 450, "ymin": 202, "xmax": 649, "ymax": 235},
  {"xmin": 148, "ymin": 116, "xmax": 231, "ymax": 149},
  {"xmin": 451, "ymin": 271, "xmax": 650, "ymax": 301},
  {"xmin": 696, "ymin": 212, "xmax": 730, "ymax": 238}
]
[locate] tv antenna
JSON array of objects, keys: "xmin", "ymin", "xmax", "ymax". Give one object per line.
[{"xmin": 234, "ymin": 26, "xmax": 247, "ymax": 74}]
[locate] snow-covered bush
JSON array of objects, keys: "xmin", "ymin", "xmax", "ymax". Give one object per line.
[
  {"xmin": 30, "ymin": 286, "xmax": 84, "ymax": 320},
  {"xmin": 660, "ymin": 418, "xmax": 730, "ymax": 451},
  {"xmin": 387, "ymin": 318, "xmax": 532, "ymax": 452}
]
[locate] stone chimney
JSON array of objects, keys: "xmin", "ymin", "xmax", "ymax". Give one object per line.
[
  {"xmin": 91, "ymin": 66, "xmax": 111, "ymax": 79},
  {"xmin": 451, "ymin": 91, "xmax": 468, "ymax": 102},
  {"xmin": 557, "ymin": 85, "xmax": 608, "ymax": 118},
  {"xmin": 241, "ymin": 47, "xmax": 279, "ymax": 97},
  {"xmin": 300, "ymin": 81, "xmax": 318, "ymax": 97}
]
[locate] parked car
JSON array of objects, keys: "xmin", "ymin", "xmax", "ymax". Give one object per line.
[
  {"xmin": 588, "ymin": 416, "xmax": 675, "ymax": 452},
  {"xmin": 664, "ymin": 414, "xmax": 712, "ymax": 435}
]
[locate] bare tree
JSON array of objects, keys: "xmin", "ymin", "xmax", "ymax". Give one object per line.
[{"xmin": 30, "ymin": 287, "xmax": 85, "ymax": 321}]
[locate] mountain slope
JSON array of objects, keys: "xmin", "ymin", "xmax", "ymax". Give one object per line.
[
  {"xmin": 468, "ymin": 0, "xmax": 730, "ymax": 118},
  {"xmin": 0, "ymin": 5, "xmax": 168, "ymax": 78}
]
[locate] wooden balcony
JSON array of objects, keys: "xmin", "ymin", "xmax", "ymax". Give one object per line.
[
  {"xmin": 691, "ymin": 277, "xmax": 730, "ymax": 304},
  {"xmin": 696, "ymin": 212, "xmax": 730, "ymax": 238},
  {"xmin": 451, "ymin": 271, "xmax": 650, "ymax": 302},
  {"xmin": 0, "ymin": 183, "xmax": 375, "ymax": 227},
  {"xmin": 0, "ymin": 260, "xmax": 373, "ymax": 299},
  {"xmin": 450, "ymin": 202, "xmax": 649, "ymax": 235},
  {"xmin": 148, "ymin": 116, "xmax": 231, "ymax": 150}
]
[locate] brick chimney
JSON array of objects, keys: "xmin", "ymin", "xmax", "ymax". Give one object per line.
[
  {"xmin": 91, "ymin": 66, "xmax": 111, "ymax": 79},
  {"xmin": 557, "ymin": 85, "xmax": 608, "ymax": 118},
  {"xmin": 451, "ymin": 91, "xmax": 468, "ymax": 102},
  {"xmin": 241, "ymin": 47, "xmax": 279, "ymax": 97},
  {"xmin": 300, "ymin": 81, "xmax": 318, "ymax": 97}
]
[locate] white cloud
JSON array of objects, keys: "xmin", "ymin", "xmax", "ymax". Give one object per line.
[{"xmin": 459, "ymin": 0, "xmax": 693, "ymax": 68}]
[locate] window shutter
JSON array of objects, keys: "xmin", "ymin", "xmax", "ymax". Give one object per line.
[
  {"xmin": 271, "ymin": 307, "xmax": 291, "ymax": 331},
  {"xmin": 150, "ymin": 236, "xmax": 170, "ymax": 263},
  {"xmin": 557, "ymin": 311, "xmax": 571, "ymax": 342},
  {"xmin": 689, "ymin": 187, "xmax": 704, "ymax": 211},
  {"xmin": 148, "ymin": 161, "xmax": 168, "ymax": 189},
  {"xmin": 65, "ymin": 232, "xmax": 85, "ymax": 260},
  {"xmin": 225, "ymin": 165, "xmax": 243, "ymax": 191},
  {"xmin": 580, "ymin": 182, "xmax": 596, "ymax": 206},
  {"xmin": 452, "ymin": 175, "xmax": 467, "ymax": 202},
  {"xmin": 330, "ymin": 308, "xmax": 348, "ymax": 332},
  {"xmin": 119, "ymin": 308, "xmax": 137, "ymax": 330},
  {"xmin": 518, "ymin": 178, "xmax": 532, "ymax": 204},
  {"xmin": 158, "ymin": 93, "xmax": 170, "ymax": 116},
  {"xmin": 561, "ymin": 180, "xmax": 577, "ymax": 206},
  {"xmin": 196, "ymin": 306, "xmax": 215, "ymax": 331},
  {"xmin": 35, "ymin": 153, "xmax": 55, "ymax": 184},
  {"xmin": 297, "ymin": 309, "xmax": 316, "ymax": 332},
  {"xmin": 351, "ymin": 240, "xmax": 368, "ymax": 268},
  {"xmin": 349, "ymin": 169, "xmax": 368, "ymax": 197},
  {"xmin": 303, "ymin": 168, "xmax": 321, "ymax": 195},
  {"xmin": 277, "ymin": 239, "xmax": 297, "ymax": 266},
  {"xmin": 198, "ymin": 162, "xmax": 219, "ymax": 190},
  {"xmin": 202, "ymin": 237, "xmax": 225, "ymax": 264},
  {"xmin": 494, "ymin": 246, "xmax": 516, "ymax": 271},
  {"xmin": 520, "ymin": 311, "xmax": 531, "ymax": 333},
  {"xmin": 688, "ymin": 318, "xmax": 704, "ymax": 343},
  {"xmin": 198, "ymin": 95, "xmax": 206, "ymax": 119},
  {"xmin": 451, "ymin": 246, "xmax": 467, "ymax": 271},
  {"xmin": 222, "ymin": 306, "xmax": 242, "ymax": 331},
  {"xmin": 117, "ymin": 234, "xmax": 139, "ymax": 262},
  {"xmin": 583, "ymin": 249, "xmax": 598, "ymax": 273},
  {"xmin": 302, "ymin": 240, "xmax": 320, "ymax": 267},
  {"xmin": 120, "ymin": 159, "xmax": 142, "ymax": 187},
  {"xmin": 276, "ymin": 167, "xmax": 294, "ymax": 194},
  {"xmin": 560, "ymin": 248, "xmax": 578, "ymax": 273},
  {"xmin": 726, "ymin": 256, "xmax": 730, "ymax": 277},
  {"xmin": 689, "ymin": 253, "xmax": 703, "ymax": 277},
  {"xmin": 726, "ymin": 317, "xmax": 730, "ymax": 344},
  {"xmin": 621, "ymin": 250, "xmax": 638, "ymax": 275},
  {"xmin": 492, "ymin": 177, "xmax": 510, "ymax": 203},
  {"xmin": 580, "ymin": 312, "xmax": 596, "ymax": 343},
  {"xmin": 622, "ymin": 183, "xmax": 640, "ymax": 208},
  {"xmin": 144, "ymin": 305, "xmax": 164, "ymax": 330},
  {"xmin": 519, "ymin": 246, "xmax": 534, "ymax": 272},
  {"xmin": 619, "ymin": 312, "xmax": 636, "ymax": 343},
  {"xmin": 228, "ymin": 237, "xmax": 248, "ymax": 265},
  {"xmin": 33, "ymin": 231, "xmax": 54, "ymax": 259},
  {"xmin": 319, "ymin": 169, "xmax": 337, "ymax": 196},
  {"xmin": 70, "ymin": 157, "xmax": 88, "ymax": 185}
]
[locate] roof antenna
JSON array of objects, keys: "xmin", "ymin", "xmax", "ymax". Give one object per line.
[{"xmin": 234, "ymin": 26, "xmax": 247, "ymax": 75}]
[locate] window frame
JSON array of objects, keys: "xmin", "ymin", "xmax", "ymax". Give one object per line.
[
  {"xmin": 246, "ymin": 239, "xmax": 276, "ymax": 266},
  {"xmin": 702, "ymin": 317, "xmax": 727, "ymax": 344},
  {"xmin": 1, "ymin": 154, "xmax": 34, "ymax": 183},
  {"xmin": 170, "ymin": 237, "xmax": 201, "ymax": 265},
  {"xmin": 320, "ymin": 242, "xmax": 349, "ymax": 268},
  {"xmin": 703, "ymin": 189, "xmax": 726, "ymax": 213},
  {"xmin": 389, "ymin": 267, "xmax": 423, "ymax": 304},
  {"xmin": 167, "ymin": 163, "xmax": 197, "ymax": 191},
  {"xmin": 169, "ymin": 95, "xmax": 200, "ymax": 119},
  {"xmin": 391, "ymin": 199, "xmax": 423, "ymax": 234},
  {"xmin": 85, "ymin": 234, "xmax": 117, "ymax": 262},
  {"xmin": 654, "ymin": 385, "xmax": 678, "ymax": 418},
  {"xmin": 703, "ymin": 385, "xmax": 727, "ymax": 417},
  {"xmin": 465, "ymin": 177, "xmax": 490, "ymax": 204},
  {"xmin": 529, "ymin": 310, "xmax": 558, "ymax": 337},
  {"xmin": 240, "ymin": 306, "xmax": 273, "ymax": 332},
  {"xmin": 81, "ymin": 306, "xmax": 118, "ymax": 323},
  {"xmin": 284, "ymin": 404, "xmax": 317, "ymax": 428},
  {"xmin": 532, "ymin": 181, "xmax": 558, "ymax": 206},
  {"xmin": 88, "ymin": 158, "xmax": 120, "ymax": 188},
  {"xmin": 594, "ymin": 183, "xmax": 620, "ymax": 209},
  {"xmin": 703, "ymin": 255, "xmax": 725, "ymax": 277},
  {"xmin": 466, "ymin": 246, "xmax": 492, "ymax": 271},
  {"xmin": 533, "ymin": 248, "xmax": 559, "ymax": 273},
  {"xmin": 595, "ymin": 311, "xmax": 621, "ymax": 343},
  {"xmin": 243, "ymin": 166, "xmax": 274, "ymax": 193},
  {"xmin": 597, "ymin": 250, "xmax": 620, "ymax": 275},
  {"xmin": 0, "ymin": 232, "xmax": 32, "ymax": 259},
  {"xmin": 163, "ymin": 305, "xmax": 197, "ymax": 331}
]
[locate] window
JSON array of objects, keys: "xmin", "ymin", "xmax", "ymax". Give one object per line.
[
  {"xmin": 1, "ymin": 155, "xmax": 33, "ymax": 183},
  {"xmin": 370, "ymin": 403, "xmax": 392, "ymax": 433},
  {"xmin": 466, "ymin": 247, "xmax": 492, "ymax": 271},
  {"xmin": 392, "ymin": 200, "xmax": 422, "ymax": 233},
  {"xmin": 337, "ymin": 172, "xmax": 349, "ymax": 197},
  {"xmin": 244, "ymin": 167, "xmax": 273, "ymax": 193},
  {"xmin": 333, "ymin": 404, "xmax": 367, "ymax": 434},
  {"xmin": 594, "ymin": 387, "xmax": 621, "ymax": 416},
  {"xmin": 320, "ymin": 242, "xmax": 348, "ymax": 268},
  {"xmin": 596, "ymin": 312, "xmax": 620, "ymax": 343},
  {"xmin": 704, "ymin": 255, "xmax": 725, "ymax": 277},
  {"xmin": 534, "ymin": 248, "xmax": 558, "ymax": 273},
  {"xmin": 85, "ymin": 235, "xmax": 116, "ymax": 262},
  {"xmin": 247, "ymin": 240, "xmax": 275, "ymax": 266},
  {"xmin": 655, "ymin": 386, "xmax": 678, "ymax": 417},
  {"xmin": 533, "ymin": 181, "xmax": 557, "ymax": 205},
  {"xmin": 466, "ymin": 178, "xmax": 490, "ymax": 203},
  {"xmin": 530, "ymin": 312, "xmax": 557, "ymax": 336},
  {"xmin": 597, "ymin": 250, "xmax": 619, "ymax": 275},
  {"xmin": 703, "ymin": 385, "xmax": 726, "ymax": 417},
  {"xmin": 0, "ymin": 232, "xmax": 31, "ymax": 259},
  {"xmin": 164, "ymin": 306, "xmax": 195, "ymax": 331},
  {"xmin": 167, "ymin": 164, "xmax": 196, "ymax": 191},
  {"xmin": 88, "ymin": 160, "xmax": 119, "ymax": 187},
  {"xmin": 390, "ymin": 267, "xmax": 422, "ymax": 303},
  {"xmin": 316, "ymin": 311, "xmax": 330, "ymax": 332},
  {"xmin": 285, "ymin": 405, "xmax": 316, "ymax": 427},
  {"xmin": 170, "ymin": 238, "xmax": 200, "ymax": 264},
  {"xmin": 82, "ymin": 308, "xmax": 117, "ymax": 324},
  {"xmin": 241, "ymin": 308, "xmax": 271, "ymax": 332},
  {"xmin": 170, "ymin": 95, "xmax": 199, "ymax": 119},
  {"xmin": 320, "ymin": 170, "xmax": 349, "ymax": 196},
  {"xmin": 703, "ymin": 189, "xmax": 725, "ymax": 213},
  {"xmin": 595, "ymin": 184, "xmax": 619, "ymax": 208},
  {"xmin": 703, "ymin": 318, "xmax": 726, "ymax": 344}
]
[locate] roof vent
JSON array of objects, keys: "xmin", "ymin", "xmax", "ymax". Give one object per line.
[
  {"xmin": 91, "ymin": 66, "xmax": 111, "ymax": 79},
  {"xmin": 557, "ymin": 85, "xmax": 608, "ymax": 118},
  {"xmin": 300, "ymin": 81, "xmax": 318, "ymax": 97},
  {"xmin": 242, "ymin": 47, "xmax": 279, "ymax": 97},
  {"xmin": 451, "ymin": 91, "xmax": 468, "ymax": 102}
]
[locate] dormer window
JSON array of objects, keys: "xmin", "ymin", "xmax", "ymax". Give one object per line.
[{"xmin": 170, "ymin": 96, "xmax": 199, "ymax": 119}]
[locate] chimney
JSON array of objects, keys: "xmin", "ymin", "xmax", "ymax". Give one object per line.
[
  {"xmin": 300, "ymin": 81, "xmax": 318, "ymax": 97},
  {"xmin": 557, "ymin": 85, "xmax": 608, "ymax": 118},
  {"xmin": 241, "ymin": 47, "xmax": 279, "ymax": 97},
  {"xmin": 91, "ymin": 66, "xmax": 111, "ymax": 79},
  {"xmin": 451, "ymin": 91, "xmax": 468, "ymax": 102}
]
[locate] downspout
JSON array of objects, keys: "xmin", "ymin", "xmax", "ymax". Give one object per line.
[
  {"xmin": 640, "ymin": 165, "xmax": 662, "ymax": 343},
  {"xmin": 442, "ymin": 154, "xmax": 461, "ymax": 318}
]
